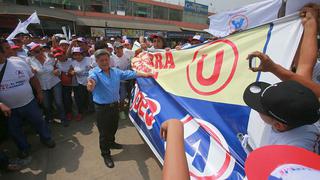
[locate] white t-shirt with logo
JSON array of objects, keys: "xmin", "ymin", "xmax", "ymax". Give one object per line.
[
  {"xmin": 112, "ymin": 49, "xmax": 134, "ymax": 70},
  {"xmin": 28, "ymin": 56, "xmax": 60, "ymax": 90},
  {"xmin": 0, "ymin": 57, "xmax": 35, "ymax": 109},
  {"xmin": 260, "ymin": 125, "xmax": 320, "ymax": 154},
  {"xmin": 71, "ymin": 57, "xmax": 92, "ymax": 86}
]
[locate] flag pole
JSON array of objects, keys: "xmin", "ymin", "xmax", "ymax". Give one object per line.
[
  {"xmin": 35, "ymin": 11, "xmax": 45, "ymax": 37},
  {"xmin": 40, "ymin": 23, "xmax": 45, "ymax": 37}
]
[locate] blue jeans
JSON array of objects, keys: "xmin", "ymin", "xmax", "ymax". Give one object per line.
[
  {"xmin": 7, "ymin": 99, "xmax": 52, "ymax": 151},
  {"xmin": 42, "ymin": 82, "xmax": 66, "ymax": 123}
]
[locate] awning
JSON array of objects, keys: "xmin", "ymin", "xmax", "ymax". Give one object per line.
[
  {"xmin": 0, "ymin": 3, "xmax": 76, "ymax": 21},
  {"xmin": 77, "ymin": 17, "xmax": 106, "ymax": 27},
  {"xmin": 106, "ymin": 20, "xmax": 181, "ymax": 32},
  {"xmin": 180, "ymin": 27, "xmax": 205, "ymax": 32}
]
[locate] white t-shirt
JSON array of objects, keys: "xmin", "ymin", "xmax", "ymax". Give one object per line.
[
  {"xmin": 56, "ymin": 58, "xmax": 78, "ymax": 86},
  {"xmin": 260, "ymin": 125, "xmax": 320, "ymax": 154},
  {"xmin": 90, "ymin": 54, "xmax": 98, "ymax": 68},
  {"xmin": 71, "ymin": 57, "xmax": 92, "ymax": 85},
  {"xmin": 28, "ymin": 56, "xmax": 60, "ymax": 90},
  {"xmin": 312, "ymin": 60, "xmax": 320, "ymax": 84},
  {"xmin": 56, "ymin": 58, "xmax": 73, "ymax": 73},
  {"xmin": 112, "ymin": 49, "xmax": 134, "ymax": 70},
  {"xmin": 0, "ymin": 57, "xmax": 35, "ymax": 109},
  {"xmin": 17, "ymin": 50, "xmax": 28, "ymax": 59}
]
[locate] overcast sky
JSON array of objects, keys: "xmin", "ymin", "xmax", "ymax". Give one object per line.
[{"xmin": 154, "ymin": 0, "xmax": 267, "ymax": 13}]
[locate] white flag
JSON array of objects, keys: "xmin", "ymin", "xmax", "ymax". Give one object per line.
[
  {"xmin": 285, "ymin": 0, "xmax": 320, "ymax": 15},
  {"xmin": 22, "ymin": 12, "xmax": 40, "ymax": 26},
  {"xmin": 6, "ymin": 21, "xmax": 27, "ymax": 40},
  {"xmin": 62, "ymin": 26, "xmax": 68, "ymax": 41},
  {"xmin": 205, "ymin": 0, "xmax": 282, "ymax": 37},
  {"xmin": 6, "ymin": 12, "xmax": 40, "ymax": 40},
  {"xmin": 68, "ymin": 26, "xmax": 72, "ymax": 41}
]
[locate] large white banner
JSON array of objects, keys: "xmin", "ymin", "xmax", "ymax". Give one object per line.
[
  {"xmin": 130, "ymin": 13, "xmax": 303, "ymax": 179},
  {"xmin": 205, "ymin": 0, "xmax": 282, "ymax": 37},
  {"xmin": 247, "ymin": 14, "xmax": 303, "ymax": 149}
]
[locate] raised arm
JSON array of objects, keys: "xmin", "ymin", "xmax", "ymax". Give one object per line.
[
  {"xmin": 294, "ymin": 4, "xmax": 319, "ymax": 79},
  {"xmin": 247, "ymin": 51, "xmax": 320, "ymax": 97},
  {"xmin": 161, "ymin": 119, "xmax": 189, "ymax": 180}
]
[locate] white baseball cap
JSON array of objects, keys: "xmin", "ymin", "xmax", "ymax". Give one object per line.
[
  {"xmin": 76, "ymin": 37, "xmax": 86, "ymax": 43},
  {"xmin": 27, "ymin": 42, "xmax": 40, "ymax": 51},
  {"xmin": 59, "ymin": 40, "xmax": 70, "ymax": 45},
  {"xmin": 71, "ymin": 47, "xmax": 83, "ymax": 53},
  {"xmin": 192, "ymin": 34, "xmax": 202, "ymax": 41},
  {"xmin": 107, "ymin": 43, "xmax": 113, "ymax": 49},
  {"xmin": 54, "ymin": 34, "xmax": 65, "ymax": 38}
]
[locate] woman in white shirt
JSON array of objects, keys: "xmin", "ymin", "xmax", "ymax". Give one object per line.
[
  {"xmin": 27, "ymin": 43, "xmax": 68, "ymax": 127},
  {"xmin": 69, "ymin": 47, "xmax": 92, "ymax": 121},
  {"xmin": 55, "ymin": 50, "xmax": 78, "ymax": 121}
]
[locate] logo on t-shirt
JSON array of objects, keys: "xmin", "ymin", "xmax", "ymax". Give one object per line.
[{"xmin": 16, "ymin": 70, "xmax": 25, "ymax": 79}]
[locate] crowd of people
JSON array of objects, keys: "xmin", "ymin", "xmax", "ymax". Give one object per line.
[
  {"xmin": 0, "ymin": 28, "xmax": 207, "ymax": 171},
  {"xmin": 0, "ymin": 3, "xmax": 319, "ymax": 180}
]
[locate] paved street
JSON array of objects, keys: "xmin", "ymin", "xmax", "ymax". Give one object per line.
[{"xmin": 0, "ymin": 114, "xmax": 162, "ymax": 180}]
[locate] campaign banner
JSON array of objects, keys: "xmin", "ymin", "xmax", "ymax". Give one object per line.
[
  {"xmin": 205, "ymin": 0, "xmax": 282, "ymax": 37},
  {"xmin": 129, "ymin": 14, "xmax": 303, "ymax": 179}
]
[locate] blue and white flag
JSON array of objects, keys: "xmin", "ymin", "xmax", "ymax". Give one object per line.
[{"xmin": 205, "ymin": 0, "xmax": 282, "ymax": 37}]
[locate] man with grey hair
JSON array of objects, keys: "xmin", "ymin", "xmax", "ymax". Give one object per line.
[{"xmin": 87, "ymin": 49, "xmax": 152, "ymax": 168}]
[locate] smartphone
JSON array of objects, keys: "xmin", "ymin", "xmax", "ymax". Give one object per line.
[{"xmin": 249, "ymin": 56, "xmax": 261, "ymax": 69}]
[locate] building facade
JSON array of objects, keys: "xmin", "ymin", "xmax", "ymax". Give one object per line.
[{"xmin": 0, "ymin": 0, "xmax": 212, "ymax": 40}]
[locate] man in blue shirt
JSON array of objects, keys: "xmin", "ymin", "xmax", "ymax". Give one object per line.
[{"xmin": 87, "ymin": 49, "xmax": 151, "ymax": 168}]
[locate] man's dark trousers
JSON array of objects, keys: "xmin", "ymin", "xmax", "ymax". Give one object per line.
[{"xmin": 94, "ymin": 102, "xmax": 119, "ymax": 157}]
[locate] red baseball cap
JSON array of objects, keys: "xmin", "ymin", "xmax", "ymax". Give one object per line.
[
  {"xmin": 245, "ymin": 145, "xmax": 320, "ymax": 180},
  {"xmin": 53, "ymin": 52, "xmax": 64, "ymax": 58},
  {"xmin": 27, "ymin": 42, "xmax": 40, "ymax": 51},
  {"xmin": 10, "ymin": 45, "xmax": 20, "ymax": 49},
  {"xmin": 52, "ymin": 47, "xmax": 65, "ymax": 54}
]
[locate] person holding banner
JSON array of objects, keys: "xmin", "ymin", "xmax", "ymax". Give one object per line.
[
  {"xmin": 160, "ymin": 119, "xmax": 189, "ymax": 180},
  {"xmin": 87, "ymin": 49, "xmax": 152, "ymax": 168},
  {"xmin": 243, "ymin": 80, "xmax": 320, "ymax": 154},
  {"xmin": 247, "ymin": 4, "xmax": 320, "ymax": 96},
  {"xmin": 243, "ymin": 4, "xmax": 320, "ymax": 154}
]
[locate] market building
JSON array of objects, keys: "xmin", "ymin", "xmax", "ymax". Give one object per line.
[{"xmin": 0, "ymin": 0, "xmax": 213, "ymax": 41}]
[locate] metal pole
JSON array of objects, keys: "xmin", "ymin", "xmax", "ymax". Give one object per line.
[
  {"xmin": 73, "ymin": 21, "xmax": 76, "ymax": 35},
  {"xmin": 40, "ymin": 23, "xmax": 45, "ymax": 37}
]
